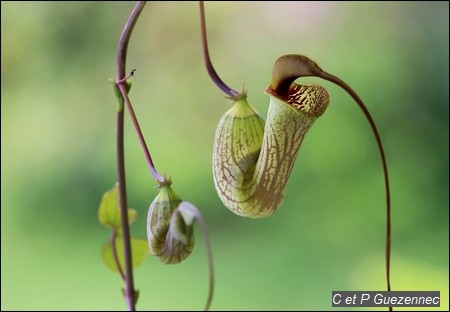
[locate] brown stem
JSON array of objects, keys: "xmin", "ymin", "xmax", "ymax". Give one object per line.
[
  {"xmin": 110, "ymin": 230, "xmax": 126, "ymax": 281},
  {"xmin": 198, "ymin": 1, "xmax": 238, "ymax": 97},
  {"xmin": 178, "ymin": 202, "xmax": 215, "ymax": 311},
  {"xmin": 120, "ymin": 84, "xmax": 164, "ymax": 182},
  {"xmin": 115, "ymin": 1, "xmax": 146, "ymax": 310},
  {"xmin": 318, "ymin": 70, "xmax": 392, "ymax": 296}
]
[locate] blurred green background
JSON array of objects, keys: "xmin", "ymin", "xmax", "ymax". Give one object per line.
[{"xmin": 1, "ymin": 1, "xmax": 448, "ymax": 310}]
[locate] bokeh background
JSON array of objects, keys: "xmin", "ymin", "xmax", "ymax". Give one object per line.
[{"xmin": 1, "ymin": 1, "xmax": 448, "ymax": 310}]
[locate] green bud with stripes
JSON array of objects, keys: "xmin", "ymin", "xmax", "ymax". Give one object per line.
[
  {"xmin": 147, "ymin": 178, "xmax": 194, "ymax": 264},
  {"xmin": 147, "ymin": 177, "xmax": 215, "ymax": 310}
]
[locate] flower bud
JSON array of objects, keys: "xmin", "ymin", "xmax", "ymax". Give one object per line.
[{"xmin": 147, "ymin": 179, "xmax": 194, "ymax": 264}]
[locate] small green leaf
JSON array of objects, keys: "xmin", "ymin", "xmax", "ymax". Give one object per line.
[
  {"xmin": 120, "ymin": 289, "xmax": 140, "ymax": 306},
  {"xmin": 101, "ymin": 236, "xmax": 149, "ymax": 272},
  {"xmin": 98, "ymin": 183, "xmax": 137, "ymax": 231},
  {"xmin": 130, "ymin": 238, "xmax": 149, "ymax": 268},
  {"xmin": 109, "ymin": 78, "xmax": 132, "ymax": 112},
  {"xmin": 133, "ymin": 289, "xmax": 140, "ymax": 306},
  {"xmin": 126, "ymin": 206, "xmax": 137, "ymax": 225}
]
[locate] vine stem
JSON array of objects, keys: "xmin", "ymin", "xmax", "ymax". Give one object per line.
[
  {"xmin": 270, "ymin": 55, "xmax": 392, "ymax": 307},
  {"xmin": 198, "ymin": 1, "xmax": 238, "ymax": 97},
  {"xmin": 121, "ymin": 85, "xmax": 164, "ymax": 183},
  {"xmin": 110, "ymin": 230, "xmax": 126, "ymax": 281},
  {"xmin": 320, "ymin": 71, "xmax": 392, "ymax": 310},
  {"xmin": 178, "ymin": 202, "xmax": 215, "ymax": 311},
  {"xmin": 319, "ymin": 71, "xmax": 392, "ymax": 295},
  {"xmin": 115, "ymin": 1, "xmax": 146, "ymax": 310}
]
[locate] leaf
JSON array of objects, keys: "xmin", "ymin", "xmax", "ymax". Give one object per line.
[
  {"xmin": 101, "ymin": 236, "xmax": 149, "ymax": 272},
  {"xmin": 109, "ymin": 78, "xmax": 132, "ymax": 111},
  {"xmin": 98, "ymin": 183, "xmax": 137, "ymax": 231},
  {"xmin": 121, "ymin": 289, "xmax": 140, "ymax": 306}
]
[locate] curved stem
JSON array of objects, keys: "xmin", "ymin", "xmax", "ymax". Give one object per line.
[
  {"xmin": 318, "ymin": 71, "xmax": 392, "ymax": 295},
  {"xmin": 120, "ymin": 84, "xmax": 164, "ymax": 183},
  {"xmin": 199, "ymin": 1, "xmax": 238, "ymax": 97},
  {"xmin": 269, "ymin": 55, "xmax": 391, "ymax": 296},
  {"xmin": 196, "ymin": 213, "xmax": 214, "ymax": 311},
  {"xmin": 115, "ymin": 1, "xmax": 146, "ymax": 310},
  {"xmin": 110, "ymin": 230, "xmax": 126, "ymax": 281},
  {"xmin": 116, "ymin": 3, "xmax": 145, "ymax": 79},
  {"xmin": 178, "ymin": 202, "xmax": 215, "ymax": 311}
]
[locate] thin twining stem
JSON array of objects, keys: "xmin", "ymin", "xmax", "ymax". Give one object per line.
[
  {"xmin": 199, "ymin": 1, "xmax": 238, "ymax": 97},
  {"xmin": 110, "ymin": 230, "xmax": 126, "ymax": 281},
  {"xmin": 177, "ymin": 202, "xmax": 215, "ymax": 311},
  {"xmin": 115, "ymin": 1, "xmax": 146, "ymax": 310},
  {"xmin": 270, "ymin": 55, "xmax": 391, "ymax": 300},
  {"xmin": 118, "ymin": 77, "xmax": 164, "ymax": 183},
  {"xmin": 320, "ymin": 71, "xmax": 392, "ymax": 295}
]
